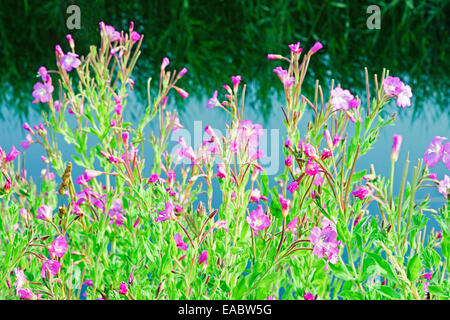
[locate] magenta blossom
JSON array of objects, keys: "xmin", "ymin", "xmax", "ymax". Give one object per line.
[
  {"xmin": 309, "ymin": 218, "xmax": 341, "ymax": 271},
  {"xmin": 60, "ymin": 52, "xmax": 81, "ymax": 72},
  {"xmin": 305, "ymin": 160, "xmax": 319, "ymax": 176},
  {"xmin": 36, "ymin": 205, "xmax": 52, "ymax": 222},
  {"xmin": 329, "ymin": 87, "xmax": 354, "ymax": 111},
  {"xmin": 206, "ymin": 90, "xmax": 220, "ymax": 109},
  {"xmin": 308, "ymin": 42, "xmax": 323, "ymax": 54},
  {"xmin": 41, "ymin": 260, "xmax": 61, "ymax": 278},
  {"xmin": 391, "ymin": 134, "xmax": 402, "ymax": 162},
  {"xmin": 396, "ymin": 84, "xmax": 412, "ymax": 108},
  {"xmin": 383, "ymin": 76, "xmax": 403, "ymax": 95},
  {"xmin": 288, "ymin": 42, "xmax": 302, "ymax": 54},
  {"xmin": 442, "ymin": 143, "xmax": 450, "ymax": 169},
  {"xmin": 108, "ymin": 199, "xmax": 126, "ymax": 227},
  {"xmin": 246, "ymin": 205, "xmax": 270, "ymax": 236},
  {"xmin": 352, "ymin": 186, "xmax": 370, "ymax": 200},
  {"xmin": 5, "ymin": 146, "xmax": 20, "ymax": 163},
  {"xmin": 438, "ymin": 175, "xmax": 450, "ymax": 198},
  {"xmin": 424, "ymin": 136, "xmax": 447, "ymax": 167},
  {"xmin": 156, "ymin": 201, "xmax": 175, "ymax": 222},
  {"xmin": 32, "ymin": 82, "xmax": 54, "ymax": 103},
  {"xmin": 118, "ymin": 282, "xmax": 128, "ymax": 295},
  {"xmin": 273, "ymin": 67, "xmax": 294, "ymax": 87},
  {"xmin": 131, "ymin": 31, "xmax": 141, "ymax": 42},
  {"xmin": 286, "ymin": 217, "xmax": 299, "ymax": 234},
  {"xmin": 287, "ymin": 180, "xmax": 299, "ymax": 193},
  {"xmin": 198, "ymin": 250, "xmax": 208, "ymax": 265},
  {"xmin": 279, "ymin": 194, "xmax": 291, "ymax": 213},
  {"xmin": 304, "ymin": 293, "xmax": 316, "ymax": 300},
  {"xmin": 49, "ymin": 236, "xmax": 68, "ymax": 258},
  {"xmin": 174, "ymin": 233, "xmax": 188, "ymax": 251}
]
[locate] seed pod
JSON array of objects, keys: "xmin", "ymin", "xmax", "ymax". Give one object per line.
[{"xmin": 57, "ymin": 162, "xmax": 72, "ymax": 195}]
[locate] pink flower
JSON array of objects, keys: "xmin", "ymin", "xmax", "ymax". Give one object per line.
[
  {"xmin": 329, "ymin": 87, "xmax": 354, "ymax": 111},
  {"xmin": 442, "ymin": 142, "xmax": 450, "ymax": 170},
  {"xmin": 313, "ymin": 172, "xmax": 324, "ymax": 186},
  {"xmin": 286, "ymin": 217, "xmax": 299, "ymax": 234},
  {"xmin": 287, "ymin": 180, "xmax": 299, "ymax": 193},
  {"xmin": 308, "ymin": 42, "xmax": 323, "ymax": 54},
  {"xmin": 15, "ymin": 268, "xmax": 27, "ymax": 292},
  {"xmin": 420, "ymin": 272, "xmax": 433, "ymax": 281},
  {"xmin": 60, "ymin": 52, "xmax": 81, "ymax": 72},
  {"xmin": 383, "ymin": 76, "xmax": 403, "ymax": 95},
  {"xmin": 149, "ymin": 173, "xmax": 159, "ymax": 183},
  {"xmin": 246, "ymin": 205, "xmax": 270, "ymax": 236},
  {"xmin": 41, "ymin": 260, "xmax": 61, "ymax": 278},
  {"xmin": 285, "ymin": 155, "xmax": 293, "ymax": 167},
  {"xmin": 232, "ymin": 75, "xmax": 241, "ymax": 89},
  {"xmin": 83, "ymin": 279, "xmax": 94, "ymax": 286},
  {"xmin": 304, "ymin": 293, "xmax": 316, "ymax": 300},
  {"xmin": 18, "ymin": 288, "xmax": 37, "ymax": 300},
  {"xmin": 161, "ymin": 57, "xmax": 170, "ymax": 70},
  {"xmin": 5, "ymin": 146, "xmax": 20, "ymax": 162},
  {"xmin": 279, "ymin": 194, "xmax": 291, "ymax": 213},
  {"xmin": 352, "ymin": 186, "xmax": 370, "ymax": 200},
  {"xmin": 305, "ymin": 160, "xmax": 319, "ymax": 176},
  {"xmin": 438, "ymin": 175, "xmax": 450, "ymax": 197},
  {"xmin": 309, "ymin": 218, "xmax": 341, "ymax": 271},
  {"xmin": 424, "ymin": 136, "xmax": 447, "ymax": 167},
  {"xmin": 273, "ymin": 66, "xmax": 294, "ymax": 87},
  {"xmin": 321, "ymin": 148, "xmax": 332, "ymax": 159},
  {"xmin": 303, "ymin": 144, "xmax": 317, "ymax": 159},
  {"xmin": 349, "ymin": 98, "xmax": 360, "ymax": 109},
  {"xmin": 131, "ymin": 31, "xmax": 141, "ymax": 42},
  {"xmin": 103, "ymin": 25, "xmax": 121, "ymax": 41},
  {"xmin": 108, "ymin": 199, "xmax": 126, "ymax": 227},
  {"xmin": 268, "ymin": 295, "xmax": 277, "ymax": 300},
  {"xmin": 391, "ymin": 134, "xmax": 402, "ymax": 162},
  {"xmin": 177, "ymin": 67, "xmax": 188, "ymax": 79},
  {"xmin": 267, "ymin": 54, "xmax": 283, "ymax": 60},
  {"xmin": 118, "ymin": 282, "xmax": 128, "ymax": 295},
  {"xmin": 174, "ymin": 233, "xmax": 188, "ymax": 251},
  {"xmin": 198, "ymin": 250, "xmax": 208, "ymax": 265},
  {"xmin": 49, "ymin": 236, "xmax": 68, "ymax": 258},
  {"xmin": 288, "ymin": 42, "xmax": 302, "ymax": 54},
  {"xmin": 38, "ymin": 66, "xmax": 51, "ymax": 83},
  {"xmin": 396, "ymin": 84, "xmax": 412, "ymax": 108},
  {"xmin": 250, "ymin": 188, "xmax": 267, "ymax": 203},
  {"xmin": 32, "ymin": 82, "xmax": 54, "ymax": 103},
  {"xmin": 36, "ymin": 205, "xmax": 52, "ymax": 222},
  {"xmin": 174, "ymin": 87, "xmax": 189, "ymax": 99},
  {"xmin": 206, "ymin": 90, "xmax": 220, "ymax": 109},
  {"xmin": 156, "ymin": 201, "xmax": 175, "ymax": 222}
]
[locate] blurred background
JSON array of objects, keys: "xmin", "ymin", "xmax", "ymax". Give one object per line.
[{"xmin": 0, "ymin": 0, "xmax": 449, "ymax": 208}]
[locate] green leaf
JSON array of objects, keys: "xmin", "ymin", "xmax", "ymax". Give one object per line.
[
  {"xmin": 406, "ymin": 254, "xmax": 421, "ymax": 282},
  {"xmin": 328, "ymin": 261, "xmax": 354, "ymax": 280},
  {"xmin": 340, "ymin": 290, "xmax": 364, "ymax": 300},
  {"xmin": 377, "ymin": 286, "xmax": 401, "ymax": 300},
  {"xmin": 367, "ymin": 253, "xmax": 397, "ymax": 283}
]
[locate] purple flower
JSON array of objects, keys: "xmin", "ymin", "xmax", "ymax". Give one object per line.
[
  {"xmin": 49, "ymin": 236, "xmax": 68, "ymax": 258},
  {"xmin": 41, "ymin": 260, "xmax": 61, "ymax": 278},
  {"xmin": 131, "ymin": 31, "xmax": 141, "ymax": 42},
  {"xmin": 287, "ymin": 180, "xmax": 299, "ymax": 193},
  {"xmin": 308, "ymin": 42, "xmax": 323, "ymax": 54},
  {"xmin": 103, "ymin": 25, "xmax": 121, "ymax": 41},
  {"xmin": 420, "ymin": 272, "xmax": 433, "ymax": 281},
  {"xmin": 232, "ymin": 75, "xmax": 241, "ymax": 89},
  {"xmin": 5, "ymin": 146, "xmax": 20, "ymax": 163},
  {"xmin": 391, "ymin": 134, "xmax": 402, "ymax": 162},
  {"xmin": 198, "ymin": 250, "xmax": 208, "ymax": 265},
  {"xmin": 206, "ymin": 90, "xmax": 219, "ymax": 109},
  {"xmin": 246, "ymin": 205, "xmax": 270, "ymax": 236},
  {"xmin": 305, "ymin": 160, "xmax": 319, "ymax": 176},
  {"xmin": 286, "ymin": 217, "xmax": 299, "ymax": 234},
  {"xmin": 352, "ymin": 186, "xmax": 370, "ymax": 200},
  {"xmin": 148, "ymin": 173, "xmax": 159, "ymax": 183},
  {"xmin": 83, "ymin": 279, "xmax": 94, "ymax": 286},
  {"xmin": 383, "ymin": 76, "xmax": 403, "ymax": 95},
  {"xmin": 442, "ymin": 142, "xmax": 450, "ymax": 170},
  {"xmin": 278, "ymin": 195, "xmax": 291, "ymax": 213},
  {"xmin": 38, "ymin": 66, "xmax": 51, "ymax": 83},
  {"xmin": 60, "ymin": 52, "xmax": 81, "ymax": 72},
  {"xmin": 273, "ymin": 67, "xmax": 294, "ymax": 87},
  {"xmin": 288, "ymin": 42, "xmax": 302, "ymax": 54},
  {"xmin": 424, "ymin": 136, "xmax": 447, "ymax": 167},
  {"xmin": 285, "ymin": 155, "xmax": 293, "ymax": 167},
  {"xmin": 174, "ymin": 233, "xmax": 188, "ymax": 251},
  {"xmin": 396, "ymin": 84, "xmax": 413, "ymax": 108},
  {"xmin": 304, "ymin": 293, "xmax": 316, "ymax": 300},
  {"xmin": 108, "ymin": 199, "xmax": 126, "ymax": 227},
  {"xmin": 309, "ymin": 218, "xmax": 341, "ymax": 271},
  {"xmin": 330, "ymin": 87, "xmax": 354, "ymax": 111},
  {"xmin": 156, "ymin": 201, "xmax": 175, "ymax": 222},
  {"xmin": 36, "ymin": 205, "xmax": 52, "ymax": 222},
  {"xmin": 118, "ymin": 282, "xmax": 128, "ymax": 295},
  {"xmin": 32, "ymin": 82, "xmax": 54, "ymax": 103},
  {"xmin": 438, "ymin": 175, "xmax": 450, "ymax": 198},
  {"xmin": 161, "ymin": 57, "xmax": 170, "ymax": 70}
]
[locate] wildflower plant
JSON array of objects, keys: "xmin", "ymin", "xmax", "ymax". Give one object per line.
[{"xmin": 0, "ymin": 22, "xmax": 448, "ymax": 300}]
